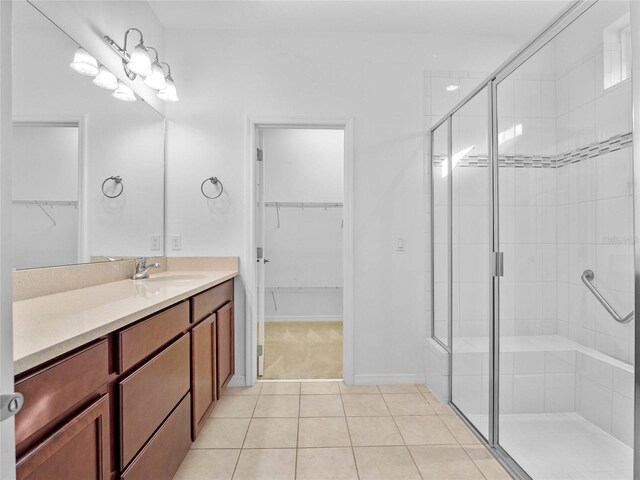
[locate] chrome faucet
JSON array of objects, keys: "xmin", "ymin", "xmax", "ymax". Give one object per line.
[{"xmin": 132, "ymin": 257, "xmax": 161, "ymax": 280}]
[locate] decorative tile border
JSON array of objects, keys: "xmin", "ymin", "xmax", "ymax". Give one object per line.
[{"xmin": 432, "ymin": 132, "xmax": 633, "ymax": 169}]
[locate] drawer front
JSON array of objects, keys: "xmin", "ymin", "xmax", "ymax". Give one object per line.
[
  {"xmin": 120, "ymin": 334, "xmax": 190, "ymax": 470},
  {"xmin": 191, "ymin": 280, "xmax": 233, "ymax": 323},
  {"xmin": 15, "ymin": 340, "xmax": 109, "ymax": 449},
  {"xmin": 120, "ymin": 394, "xmax": 191, "ymax": 480},
  {"xmin": 118, "ymin": 301, "xmax": 190, "ymax": 373},
  {"xmin": 17, "ymin": 394, "xmax": 111, "ymax": 480}
]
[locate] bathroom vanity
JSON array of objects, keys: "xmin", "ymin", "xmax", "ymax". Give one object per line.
[{"xmin": 12, "ymin": 267, "xmax": 237, "ymax": 480}]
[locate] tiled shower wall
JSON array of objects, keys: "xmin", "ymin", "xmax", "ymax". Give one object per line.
[{"xmin": 425, "ymin": 61, "xmax": 634, "ymax": 364}]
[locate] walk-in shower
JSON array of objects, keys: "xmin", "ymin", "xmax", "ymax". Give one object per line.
[{"xmin": 429, "ymin": 1, "xmax": 638, "ymax": 478}]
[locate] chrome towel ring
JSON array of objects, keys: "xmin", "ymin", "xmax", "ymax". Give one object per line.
[
  {"xmin": 102, "ymin": 175, "xmax": 124, "ymax": 198},
  {"xmin": 201, "ymin": 176, "xmax": 223, "ymax": 199}
]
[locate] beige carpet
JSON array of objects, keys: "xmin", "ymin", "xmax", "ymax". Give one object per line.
[{"xmin": 263, "ymin": 321, "xmax": 343, "ymax": 379}]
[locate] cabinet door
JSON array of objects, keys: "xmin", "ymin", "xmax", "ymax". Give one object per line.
[
  {"xmin": 16, "ymin": 394, "xmax": 110, "ymax": 480},
  {"xmin": 216, "ymin": 302, "xmax": 234, "ymax": 397},
  {"xmin": 191, "ymin": 313, "xmax": 217, "ymax": 439}
]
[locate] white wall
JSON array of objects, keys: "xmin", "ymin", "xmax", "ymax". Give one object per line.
[
  {"xmin": 164, "ymin": 28, "xmax": 524, "ymax": 383},
  {"xmin": 263, "ymin": 128, "xmax": 343, "ymax": 320},
  {"xmin": 264, "ymin": 129, "xmax": 344, "ymax": 203}
]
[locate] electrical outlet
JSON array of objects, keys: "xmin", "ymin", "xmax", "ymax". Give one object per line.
[
  {"xmin": 150, "ymin": 234, "xmax": 161, "ymax": 251},
  {"xmin": 396, "ymin": 236, "xmax": 406, "ymax": 252},
  {"xmin": 171, "ymin": 234, "xmax": 182, "ymax": 251}
]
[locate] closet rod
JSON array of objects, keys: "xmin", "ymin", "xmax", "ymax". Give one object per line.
[
  {"xmin": 265, "ymin": 201, "xmax": 342, "ymax": 208},
  {"xmin": 265, "ymin": 286, "xmax": 343, "ymax": 291},
  {"xmin": 13, "ymin": 200, "xmax": 78, "ymax": 207}
]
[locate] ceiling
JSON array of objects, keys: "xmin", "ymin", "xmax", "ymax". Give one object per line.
[{"xmin": 148, "ymin": 1, "xmax": 572, "ymax": 37}]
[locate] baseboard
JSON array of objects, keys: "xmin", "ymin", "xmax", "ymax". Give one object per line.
[
  {"xmin": 228, "ymin": 375, "xmax": 247, "ymax": 387},
  {"xmin": 353, "ymin": 373, "xmax": 426, "ymax": 385}
]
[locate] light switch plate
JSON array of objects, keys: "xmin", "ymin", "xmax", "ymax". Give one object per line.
[
  {"xmin": 396, "ymin": 236, "xmax": 406, "ymax": 252},
  {"xmin": 150, "ymin": 234, "xmax": 161, "ymax": 251},
  {"xmin": 171, "ymin": 234, "xmax": 182, "ymax": 251}
]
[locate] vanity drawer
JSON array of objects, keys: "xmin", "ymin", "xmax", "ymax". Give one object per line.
[
  {"xmin": 117, "ymin": 301, "xmax": 190, "ymax": 373},
  {"xmin": 120, "ymin": 393, "xmax": 191, "ymax": 480},
  {"xmin": 119, "ymin": 333, "xmax": 190, "ymax": 470},
  {"xmin": 191, "ymin": 280, "xmax": 234, "ymax": 323},
  {"xmin": 15, "ymin": 339, "xmax": 109, "ymax": 450}
]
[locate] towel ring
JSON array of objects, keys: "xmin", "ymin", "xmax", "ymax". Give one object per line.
[
  {"xmin": 102, "ymin": 176, "xmax": 124, "ymax": 198},
  {"xmin": 201, "ymin": 177, "xmax": 224, "ymax": 199}
]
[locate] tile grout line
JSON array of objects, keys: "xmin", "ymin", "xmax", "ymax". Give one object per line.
[
  {"xmin": 340, "ymin": 391, "xmax": 361, "ymax": 480},
  {"xmin": 294, "ymin": 390, "xmax": 302, "ymax": 480},
  {"xmin": 380, "ymin": 388, "xmax": 426, "ymax": 480}
]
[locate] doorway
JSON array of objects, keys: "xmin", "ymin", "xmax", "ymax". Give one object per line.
[{"xmin": 256, "ymin": 127, "xmax": 345, "ymax": 380}]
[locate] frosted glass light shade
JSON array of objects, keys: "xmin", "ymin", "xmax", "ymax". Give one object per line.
[
  {"xmin": 127, "ymin": 44, "xmax": 152, "ymax": 77},
  {"xmin": 157, "ymin": 76, "xmax": 179, "ymax": 102},
  {"xmin": 112, "ymin": 81, "xmax": 136, "ymax": 102},
  {"xmin": 93, "ymin": 66, "xmax": 118, "ymax": 90},
  {"xmin": 70, "ymin": 47, "xmax": 99, "ymax": 76},
  {"xmin": 144, "ymin": 62, "xmax": 167, "ymax": 90}
]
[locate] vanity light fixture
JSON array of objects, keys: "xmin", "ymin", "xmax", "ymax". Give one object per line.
[
  {"xmin": 143, "ymin": 48, "xmax": 167, "ymax": 90},
  {"xmin": 104, "ymin": 28, "xmax": 179, "ymax": 102},
  {"xmin": 93, "ymin": 65, "xmax": 119, "ymax": 90},
  {"xmin": 112, "ymin": 81, "xmax": 136, "ymax": 102},
  {"xmin": 70, "ymin": 47, "xmax": 99, "ymax": 76},
  {"xmin": 157, "ymin": 62, "xmax": 179, "ymax": 102}
]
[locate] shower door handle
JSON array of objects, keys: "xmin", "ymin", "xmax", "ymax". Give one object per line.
[{"xmin": 491, "ymin": 252, "xmax": 504, "ymax": 277}]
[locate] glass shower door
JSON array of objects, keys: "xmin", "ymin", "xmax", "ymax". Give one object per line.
[
  {"xmin": 450, "ymin": 86, "xmax": 492, "ymax": 439},
  {"xmin": 496, "ymin": 1, "xmax": 634, "ymax": 478}
]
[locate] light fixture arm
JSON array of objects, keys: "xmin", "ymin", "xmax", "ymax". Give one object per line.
[
  {"xmin": 147, "ymin": 47, "xmax": 160, "ymax": 64},
  {"xmin": 104, "ymin": 27, "xmax": 149, "ymax": 81},
  {"xmin": 123, "ymin": 28, "xmax": 145, "ymax": 53},
  {"xmin": 160, "ymin": 61, "xmax": 172, "ymax": 77}
]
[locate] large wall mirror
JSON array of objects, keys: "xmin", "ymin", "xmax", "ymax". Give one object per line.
[{"xmin": 11, "ymin": 1, "xmax": 165, "ymax": 270}]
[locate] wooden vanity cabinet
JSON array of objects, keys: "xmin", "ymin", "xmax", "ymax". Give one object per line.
[{"xmin": 14, "ymin": 278, "xmax": 236, "ymax": 479}]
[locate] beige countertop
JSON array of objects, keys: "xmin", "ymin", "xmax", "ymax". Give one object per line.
[{"xmin": 13, "ymin": 269, "xmax": 238, "ymax": 375}]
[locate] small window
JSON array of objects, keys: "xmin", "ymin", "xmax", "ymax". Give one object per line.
[{"xmin": 603, "ymin": 13, "xmax": 631, "ymax": 90}]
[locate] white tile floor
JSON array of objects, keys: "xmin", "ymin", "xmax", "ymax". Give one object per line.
[
  {"xmin": 173, "ymin": 382, "xmax": 511, "ymax": 480},
  {"xmin": 468, "ymin": 413, "xmax": 633, "ymax": 480}
]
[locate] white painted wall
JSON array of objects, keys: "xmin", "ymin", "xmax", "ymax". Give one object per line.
[
  {"xmin": 163, "ymin": 28, "xmax": 524, "ymax": 383},
  {"xmin": 262, "ymin": 128, "xmax": 343, "ymax": 320}
]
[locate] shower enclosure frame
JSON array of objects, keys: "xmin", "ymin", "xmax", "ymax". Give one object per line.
[{"xmin": 429, "ymin": 1, "xmax": 639, "ymax": 478}]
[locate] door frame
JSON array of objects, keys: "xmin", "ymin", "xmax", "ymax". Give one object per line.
[
  {"xmin": 244, "ymin": 117, "xmax": 355, "ymax": 385},
  {"xmin": 12, "ymin": 117, "xmax": 87, "ymax": 264},
  {"xmin": 0, "ymin": 1, "xmax": 14, "ymax": 477}
]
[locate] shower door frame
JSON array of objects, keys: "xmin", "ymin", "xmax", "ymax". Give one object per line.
[{"xmin": 428, "ymin": 1, "xmax": 640, "ymax": 478}]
